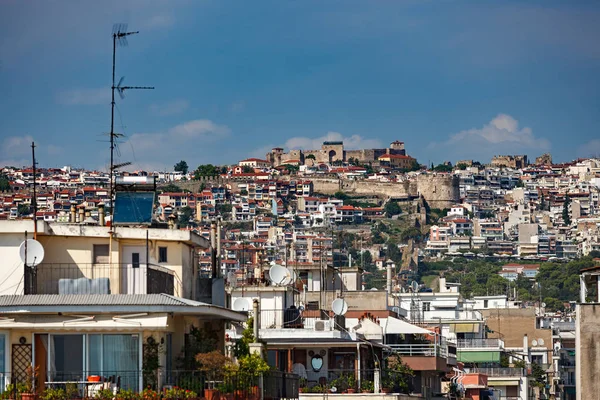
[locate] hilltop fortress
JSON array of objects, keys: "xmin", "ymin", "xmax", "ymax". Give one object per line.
[{"xmin": 266, "ymin": 140, "xmax": 408, "ymax": 166}]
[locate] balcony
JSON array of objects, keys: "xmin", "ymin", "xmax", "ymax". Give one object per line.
[
  {"xmin": 458, "ymin": 338, "xmax": 504, "ymax": 349},
  {"xmin": 24, "ymin": 263, "xmax": 177, "ymax": 296},
  {"xmin": 259, "ymin": 308, "xmax": 331, "ymax": 330},
  {"xmin": 465, "ymin": 368, "xmax": 526, "ymax": 377},
  {"xmin": 388, "ymin": 343, "xmax": 447, "ymax": 358}
]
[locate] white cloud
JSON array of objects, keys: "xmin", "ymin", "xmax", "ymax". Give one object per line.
[
  {"xmin": 285, "ymin": 131, "xmax": 382, "ymax": 151},
  {"xmin": 149, "ymin": 99, "xmax": 190, "ymax": 116},
  {"xmin": 230, "ymin": 101, "xmax": 246, "ymax": 113},
  {"xmin": 121, "ymin": 119, "xmax": 230, "ymax": 171},
  {"xmin": 143, "ymin": 14, "xmax": 176, "ymax": 30},
  {"xmin": 3, "ymin": 135, "xmax": 34, "ymax": 156},
  {"xmin": 578, "ymin": 139, "xmax": 600, "ymax": 158},
  {"xmin": 427, "ymin": 114, "xmax": 550, "ymax": 163},
  {"xmin": 56, "ymin": 88, "xmax": 110, "ymax": 105}
]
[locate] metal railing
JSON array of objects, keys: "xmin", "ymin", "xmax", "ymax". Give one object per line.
[
  {"xmin": 457, "ymin": 338, "xmax": 504, "ymax": 349},
  {"xmin": 259, "ymin": 309, "xmax": 330, "ymax": 330},
  {"xmin": 0, "ymin": 370, "xmax": 299, "ymax": 399},
  {"xmin": 24, "ymin": 263, "xmax": 177, "ymax": 296},
  {"xmin": 388, "ymin": 343, "xmax": 447, "ymax": 358},
  {"xmin": 465, "ymin": 368, "xmax": 526, "ymax": 377}
]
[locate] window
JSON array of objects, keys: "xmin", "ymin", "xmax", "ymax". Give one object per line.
[
  {"xmin": 159, "ymin": 247, "xmax": 168, "ymax": 263},
  {"xmin": 132, "ymin": 253, "xmax": 140, "ymax": 269},
  {"xmin": 93, "ymin": 244, "xmax": 109, "ymax": 264},
  {"xmin": 484, "ymin": 300, "xmax": 489, "ymax": 308},
  {"xmin": 423, "ymin": 302, "xmax": 431, "ymax": 312}
]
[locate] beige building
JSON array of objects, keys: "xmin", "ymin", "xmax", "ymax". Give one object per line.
[
  {"xmin": 577, "ymin": 264, "xmax": 600, "ymax": 400},
  {"xmin": 0, "ymin": 220, "xmax": 245, "ymax": 393}
]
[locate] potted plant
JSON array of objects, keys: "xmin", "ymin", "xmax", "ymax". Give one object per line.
[
  {"xmin": 40, "ymin": 387, "xmax": 66, "ymax": 400},
  {"xmin": 361, "ymin": 380, "xmax": 374, "ymax": 393},
  {"xmin": 196, "ymin": 350, "xmax": 234, "ymax": 400},
  {"xmin": 20, "ymin": 365, "xmax": 39, "ymax": 400},
  {"xmin": 345, "ymin": 374, "xmax": 357, "ymax": 393}
]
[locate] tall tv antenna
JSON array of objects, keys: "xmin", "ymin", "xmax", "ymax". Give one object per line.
[{"xmin": 109, "ymin": 23, "xmax": 154, "ymax": 216}]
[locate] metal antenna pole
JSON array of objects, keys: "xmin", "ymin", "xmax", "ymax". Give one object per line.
[
  {"xmin": 31, "ymin": 142, "xmax": 37, "ymax": 240},
  {"xmin": 108, "ymin": 24, "xmax": 153, "ymax": 217}
]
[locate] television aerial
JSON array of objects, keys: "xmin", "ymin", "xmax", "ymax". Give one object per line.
[
  {"xmin": 232, "ymin": 298, "xmax": 250, "ymax": 312},
  {"xmin": 331, "ymin": 298, "xmax": 348, "ymax": 316},
  {"xmin": 19, "ymin": 239, "xmax": 45, "ymax": 266}
]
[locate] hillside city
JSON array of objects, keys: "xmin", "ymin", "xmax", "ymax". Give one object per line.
[{"xmin": 1, "ymin": 138, "xmax": 599, "ymax": 399}]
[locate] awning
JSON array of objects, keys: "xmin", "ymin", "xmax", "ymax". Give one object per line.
[
  {"xmin": 383, "ymin": 317, "xmax": 431, "ymax": 335},
  {"xmin": 0, "ymin": 313, "xmax": 170, "ymax": 331},
  {"xmin": 450, "ymin": 323, "xmax": 480, "ymax": 333},
  {"xmin": 487, "ymin": 380, "xmax": 519, "ymax": 386}
]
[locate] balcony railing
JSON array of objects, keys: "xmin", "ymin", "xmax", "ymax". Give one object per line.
[
  {"xmin": 0, "ymin": 370, "xmax": 299, "ymax": 399},
  {"xmin": 465, "ymin": 368, "xmax": 526, "ymax": 377},
  {"xmin": 388, "ymin": 343, "xmax": 447, "ymax": 358},
  {"xmin": 24, "ymin": 263, "xmax": 177, "ymax": 296},
  {"xmin": 457, "ymin": 338, "xmax": 504, "ymax": 349},
  {"xmin": 259, "ymin": 308, "xmax": 330, "ymax": 330}
]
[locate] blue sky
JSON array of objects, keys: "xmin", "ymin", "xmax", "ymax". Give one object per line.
[{"xmin": 1, "ymin": 0, "xmax": 600, "ymax": 171}]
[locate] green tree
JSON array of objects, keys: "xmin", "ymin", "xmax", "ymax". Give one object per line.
[
  {"xmin": 18, "ymin": 204, "xmax": 31, "ymax": 216},
  {"xmin": 178, "ymin": 206, "xmax": 195, "ymax": 227},
  {"xmin": 161, "ymin": 183, "xmax": 183, "ymax": 193},
  {"xmin": 194, "ymin": 164, "xmax": 219, "ymax": 179},
  {"xmin": 0, "ymin": 174, "xmax": 10, "ymax": 192},
  {"xmin": 562, "ymin": 195, "xmax": 571, "ymax": 225},
  {"xmin": 173, "ymin": 160, "xmax": 189, "ymax": 175},
  {"xmin": 456, "ymin": 163, "xmax": 468, "ymax": 170},
  {"xmin": 305, "ymin": 154, "xmax": 316, "ymax": 160},
  {"xmin": 233, "ymin": 317, "xmax": 255, "ymax": 358},
  {"xmin": 384, "ymin": 201, "xmax": 402, "ymax": 218},
  {"xmin": 432, "ymin": 163, "xmax": 453, "ymax": 172},
  {"xmin": 242, "ymin": 165, "xmax": 254, "ymax": 173}
]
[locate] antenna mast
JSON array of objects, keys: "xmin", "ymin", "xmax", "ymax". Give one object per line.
[
  {"xmin": 109, "ymin": 23, "xmax": 154, "ymax": 216},
  {"xmin": 31, "ymin": 142, "xmax": 37, "ymax": 239}
]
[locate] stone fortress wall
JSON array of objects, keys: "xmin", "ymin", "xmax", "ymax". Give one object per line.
[{"xmin": 266, "ymin": 140, "xmax": 407, "ymax": 166}]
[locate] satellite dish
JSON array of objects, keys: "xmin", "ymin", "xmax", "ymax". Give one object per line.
[
  {"xmin": 269, "ymin": 264, "xmax": 289, "ymax": 285},
  {"xmin": 19, "ymin": 239, "xmax": 45, "ymax": 266},
  {"xmin": 411, "ymin": 281, "xmax": 419, "ymax": 292},
  {"xmin": 233, "ymin": 298, "xmax": 250, "ymax": 312},
  {"xmin": 538, "ymin": 338, "xmax": 545, "ymax": 346},
  {"xmin": 541, "ymin": 302, "xmax": 546, "ymax": 308},
  {"xmin": 532, "ymin": 339, "xmax": 538, "ymax": 347},
  {"xmin": 332, "ymin": 298, "xmax": 348, "ymax": 316},
  {"xmin": 287, "ymin": 267, "xmax": 297, "ymax": 283}
]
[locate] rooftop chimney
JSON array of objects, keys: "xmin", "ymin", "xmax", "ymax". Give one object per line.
[
  {"xmin": 70, "ymin": 205, "xmax": 76, "ymax": 223},
  {"xmin": 98, "ymin": 203, "xmax": 105, "ymax": 226}
]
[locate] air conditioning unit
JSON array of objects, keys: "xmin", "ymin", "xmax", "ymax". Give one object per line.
[{"xmin": 314, "ymin": 320, "xmax": 326, "ymax": 331}]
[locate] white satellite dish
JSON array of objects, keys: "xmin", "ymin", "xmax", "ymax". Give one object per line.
[
  {"xmin": 541, "ymin": 302, "xmax": 546, "ymax": 308},
  {"xmin": 19, "ymin": 239, "xmax": 45, "ymax": 266},
  {"xmin": 531, "ymin": 339, "xmax": 538, "ymax": 347},
  {"xmin": 538, "ymin": 338, "xmax": 545, "ymax": 346},
  {"xmin": 233, "ymin": 298, "xmax": 250, "ymax": 312},
  {"xmin": 269, "ymin": 264, "xmax": 289, "ymax": 285},
  {"xmin": 411, "ymin": 281, "xmax": 419, "ymax": 292},
  {"xmin": 331, "ymin": 298, "xmax": 348, "ymax": 316},
  {"xmin": 287, "ymin": 267, "xmax": 297, "ymax": 283}
]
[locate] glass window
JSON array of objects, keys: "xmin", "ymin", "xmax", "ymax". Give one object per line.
[
  {"xmin": 93, "ymin": 245, "xmax": 109, "ymax": 264},
  {"xmin": 159, "ymin": 247, "xmax": 168, "ymax": 263},
  {"xmin": 87, "ymin": 334, "xmax": 140, "ymax": 390},
  {"xmin": 50, "ymin": 335, "xmax": 84, "ymax": 381},
  {"xmin": 0, "ymin": 334, "xmax": 5, "ymax": 392}
]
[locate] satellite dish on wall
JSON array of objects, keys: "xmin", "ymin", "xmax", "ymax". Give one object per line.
[
  {"xmin": 287, "ymin": 267, "xmax": 297, "ymax": 283},
  {"xmin": 537, "ymin": 338, "xmax": 545, "ymax": 346},
  {"xmin": 233, "ymin": 298, "xmax": 250, "ymax": 312},
  {"xmin": 269, "ymin": 264, "xmax": 289, "ymax": 285},
  {"xmin": 531, "ymin": 339, "xmax": 538, "ymax": 347},
  {"xmin": 332, "ymin": 298, "xmax": 348, "ymax": 316},
  {"xmin": 411, "ymin": 281, "xmax": 419, "ymax": 292},
  {"xmin": 19, "ymin": 239, "xmax": 45, "ymax": 266},
  {"xmin": 541, "ymin": 302, "xmax": 546, "ymax": 308}
]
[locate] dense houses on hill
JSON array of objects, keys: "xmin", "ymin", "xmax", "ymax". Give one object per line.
[{"xmin": 1, "ymin": 144, "xmax": 600, "ymax": 398}]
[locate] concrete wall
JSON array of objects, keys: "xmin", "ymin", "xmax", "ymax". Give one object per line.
[
  {"xmin": 576, "ymin": 303, "xmax": 600, "ymax": 400},
  {"xmin": 482, "ymin": 308, "xmax": 552, "ymax": 352}
]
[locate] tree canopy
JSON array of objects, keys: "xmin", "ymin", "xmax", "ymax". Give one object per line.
[
  {"xmin": 194, "ymin": 164, "xmax": 220, "ymax": 179},
  {"xmin": 174, "ymin": 160, "xmax": 189, "ymax": 175}
]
